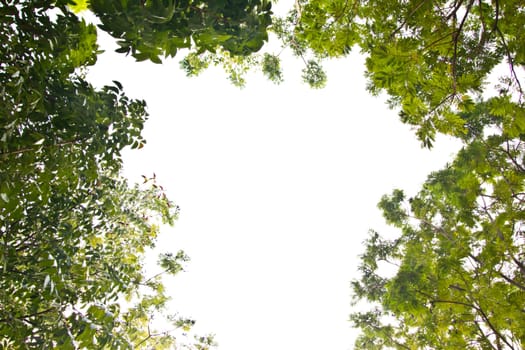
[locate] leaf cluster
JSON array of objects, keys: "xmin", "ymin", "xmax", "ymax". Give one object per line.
[
  {"xmin": 351, "ymin": 125, "xmax": 525, "ymax": 349},
  {"xmin": 89, "ymin": 0, "xmax": 272, "ymax": 63},
  {"xmin": 0, "ymin": 1, "xmax": 214, "ymax": 348},
  {"xmin": 272, "ymin": 0, "xmax": 525, "ymax": 145}
]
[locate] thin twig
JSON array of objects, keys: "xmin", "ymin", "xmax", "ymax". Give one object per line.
[
  {"xmin": 446, "ymin": 0, "xmax": 466, "ymax": 21},
  {"xmin": 0, "ymin": 139, "xmax": 82, "ymax": 157},
  {"xmin": 451, "ymin": 0, "xmax": 475, "ymax": 92},
  {"xmin": 390, "ymin": 0, "xmax": 428, "ymax": 38},
  {"xmin": 495, "ymin": 25, "xmax": 524, "ymax": 101}
]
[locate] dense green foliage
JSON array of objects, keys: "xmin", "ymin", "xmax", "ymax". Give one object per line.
[
  {"xmin": 0, "ymin": 0, "xmax": 258, "ymax": 347},
  {"xmin": 282, "ymin": 0, "xmax": 525, "ymax": 144},
  {"xmin": 207, "ymin": 0, "xmax": 524, "ymax": 136},
  {"xmin": 327, "ymin": 1, "xmax": 525, "ymax": 349},
  {"xmin": 89, "ymin": 0, "xmax": 272, "ymax": 63},
  {"xmin": 2, "ymin": 0, "xmax": 524, "ymax": 348},
  {"xmin": 351, "ymin": 130, "xmax": 525, "ymax": 349}
]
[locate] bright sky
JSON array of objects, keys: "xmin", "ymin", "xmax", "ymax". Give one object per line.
[{"xmin": 87, "ymin": 19, "xmax": 461, "ymax": 350}]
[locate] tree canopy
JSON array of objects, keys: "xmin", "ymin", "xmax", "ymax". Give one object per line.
[
  {"xmin": 245, "ymin": 0, "xmax": 524, "ymax": 349},
  {"xmin": 191, "ymin": 0, "xmax": 524, "ymax": 142},
  {"xmin": 351, "ymin": 128, "xmax": 525, "ymax": 348},
  {"xmin": 285, "ymin": 0, "xmax": 525, "ymax": 144},
  {"xmin": 2, "ymin": 0, "xmax": 525, "ymax": 348},
  {"xmin": 89, "ymin": 0, "xmax": 272, "ymax": 63},
  {"xmin": 0, "ymin": 0, "xmax": 235, "ymax": 347},
  {"xmin": 335, "ymin": 1, "xmax": 525, "ymax": 349}
]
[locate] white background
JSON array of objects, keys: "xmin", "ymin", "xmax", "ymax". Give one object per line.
[{"xmin": 87, "ymin": 22, "xmax": 461, "ymax": 350}]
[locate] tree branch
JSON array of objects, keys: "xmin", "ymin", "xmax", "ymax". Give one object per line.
[
  {"xmin": 503, "ymin": 140, "xmax": 525, "ymax": 172},
  {"xmin": 0, "ymin": 138, "xmax": 83, "ymax": 157},
  {"xmin": 0, "ymin": 307, "xmax": 56, "ymax": 323},
  {"xmin": 497, "ymin": 270, "xmax": 525, "ymax": 291},
  {"xmin": 494, "ymin": 21, "xmax": 524, "ymax": 100},
  {"xmin": 446, "ymin": 0, "xmax": 466, "ymax": 21},
  {"xmin": 473, "ymin": 320, "xmax": 499, "ymax": 350},
  {"xmin": 451, "ymin": 0, "xmax": 475, "ymax": 92},
  {"xmin": 390, "ymin": 0, "xmax": 429, "ymax": 38},
  {"xmin": 294, "ymin": 0, "xmax": 302, "ymax": 21},
  {"xmin": 475, "ymin": 301, "xmax": 516, "ymax": 350}
]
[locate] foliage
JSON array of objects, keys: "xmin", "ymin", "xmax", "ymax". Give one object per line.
[
  {"xmin": 270, "ymin": 10, "xmax": 328, "ymax": 88},
  {"xmin": 88, "ymin": 0, "xmax": 272, "ymax": 63},
  {"xmin": 183, "ymin": 0, "xmax": 524, "ymax": 103},
  {"xmin": 0, "ymin": 0, "xmax": 216, "ymax": 348},
  {"xmin": 350, "ymin": 116, "xmax": 525, "ymax": 348},
  {"xmin": 261, "ymin": 53, "xmax": 283, "ymax": 84},
  {"xmin": 180, "ymin": 48, "xmax": 260, "ymax": 87},
  {"xmin": 180, "ymin": 49, "xmax": 288, "ymax": 87},
  {"xmin": 267, "ymin": 0, "xmax": 524, "ymax": 144},
  {"xmin": 80, "ymin": 0, "xmax": 272, "ymax": 87},
  {"xmin": 301, "ymin": 60, "xmax": 327, "ymax": 89},
  {"xmin": 280, "ymin": 0, "xmax": 525, "ymax": 348},
  {"xmin": 69, "ymin": 0, "xmax": 89, "ymax": 12},
  {"xmin": 82, "ymin": 0, "xmax": 525, "ymax": 109},
  {"xmin": 180, "ymin": 10, "xmax": 328, "ymax": 88}
]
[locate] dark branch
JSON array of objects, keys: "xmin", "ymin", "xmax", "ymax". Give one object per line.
[
  {"xmin": 451, "ymin": 0, "xmax": 475, "ymax": 91},
  {"xmin": 391, "ymin": 0, "xmax": 429, "ymax": 38}
]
